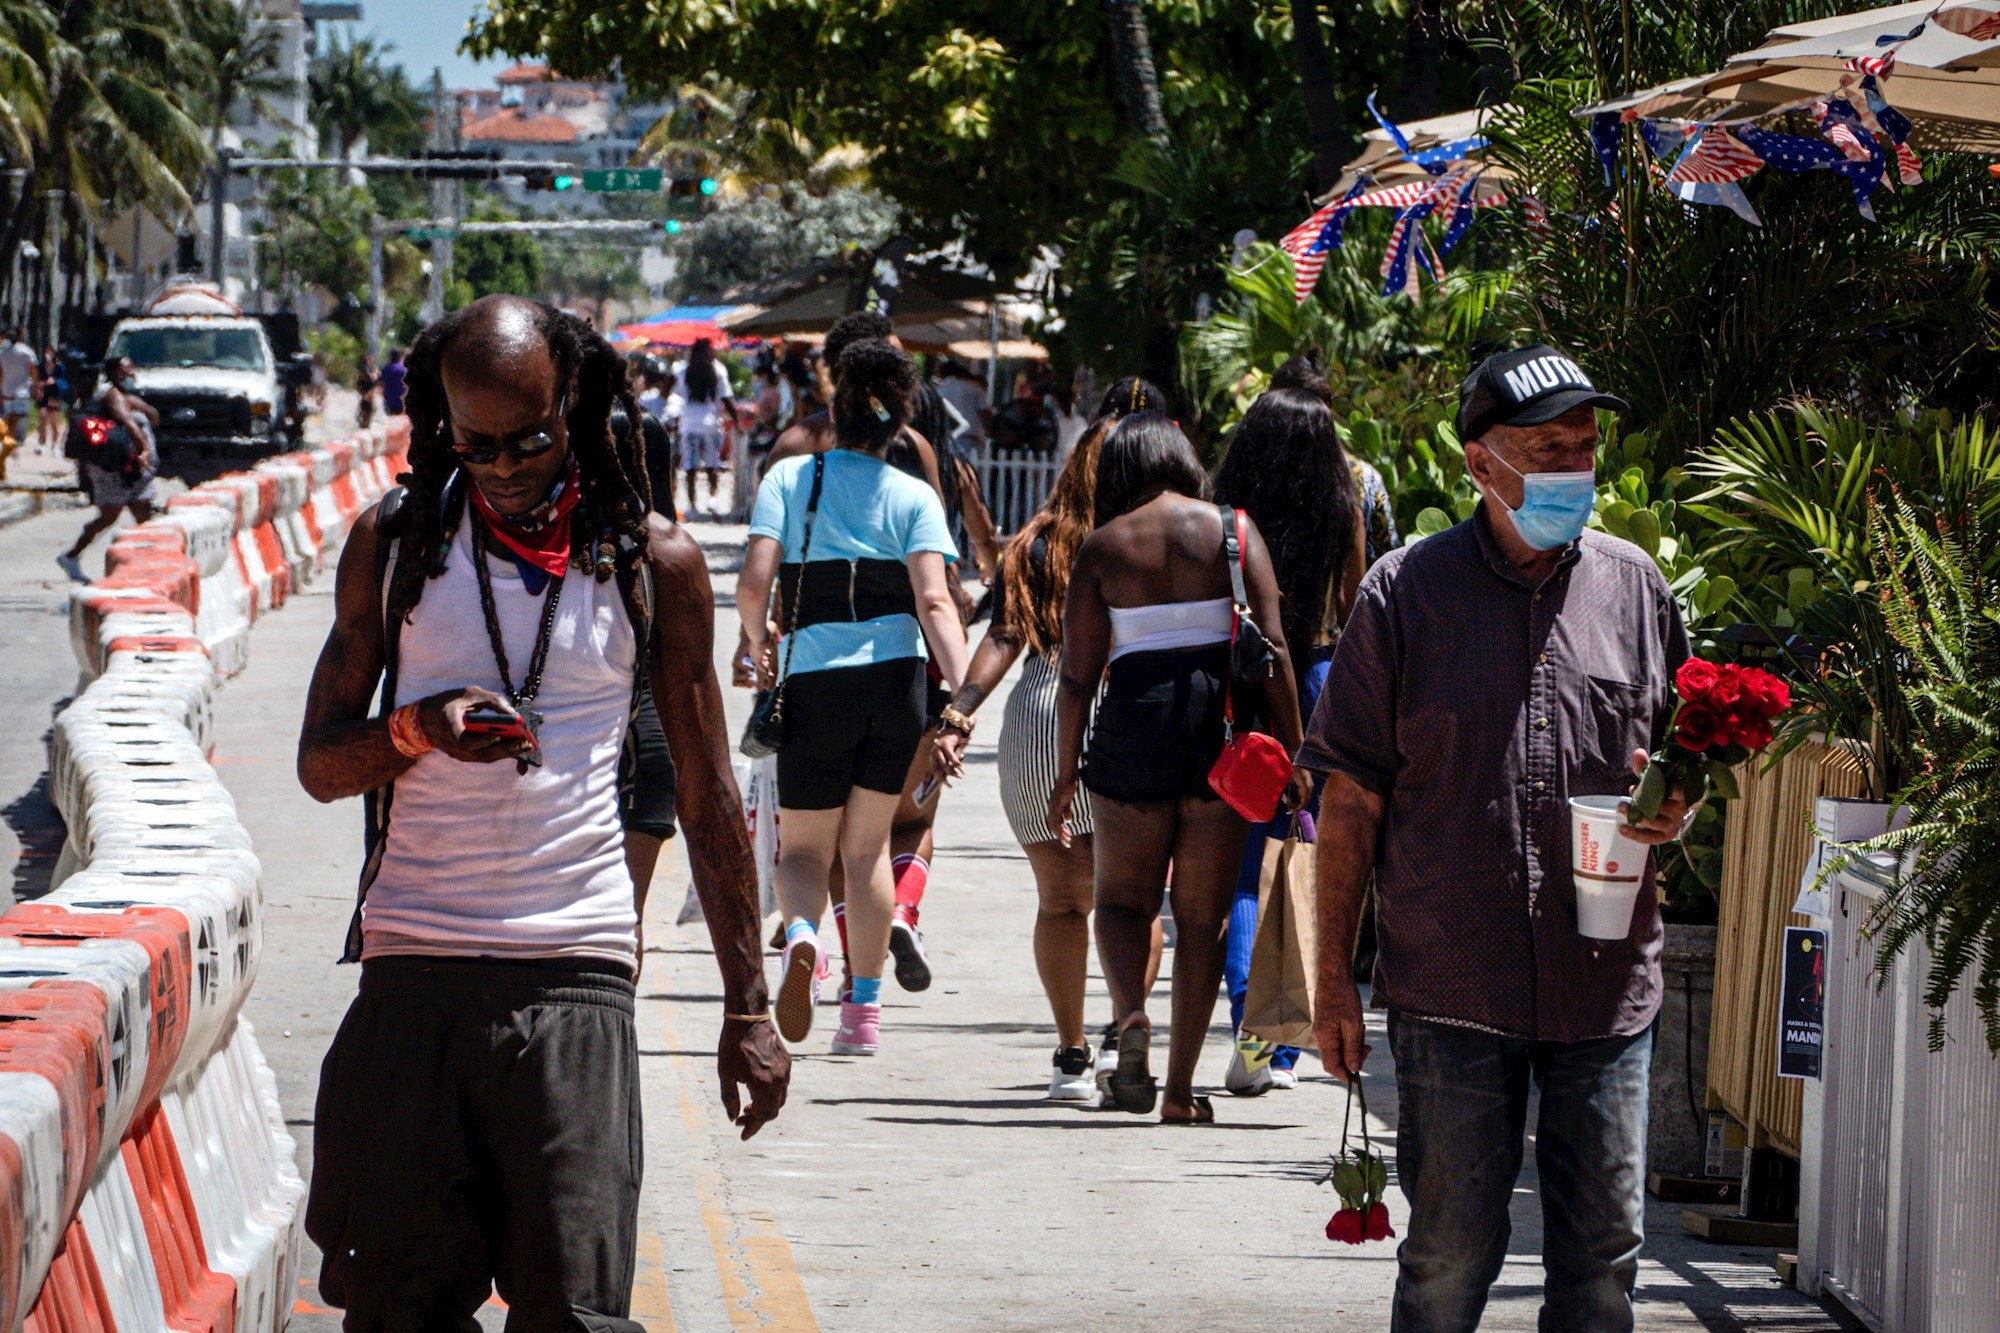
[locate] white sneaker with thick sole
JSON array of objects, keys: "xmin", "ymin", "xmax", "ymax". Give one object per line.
[
  {"xmin": 1268, "ymin": 1066, "xmax": 1299, "ymax": 1090},
  {"xmin": 1048, "ymin": 1047, "xmax": 1095, "ymax": 1101}
]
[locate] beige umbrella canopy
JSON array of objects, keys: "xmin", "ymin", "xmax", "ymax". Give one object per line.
[
  {"xmin": 1583, "ymin": 1, "xmax": 2000, "ymax": 153},
  {"xmin": 1323, "ymin": 105, "xmax": 1515, "ymax": 205}
]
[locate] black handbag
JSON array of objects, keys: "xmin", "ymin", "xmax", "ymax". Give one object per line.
[
  {"xmin": 740, "ymin": 453, "xmax": 825, "ymax": 758},
  {"xmin": 1219, "ymin": 504, "xmax": 1278, "ymax": 688}
]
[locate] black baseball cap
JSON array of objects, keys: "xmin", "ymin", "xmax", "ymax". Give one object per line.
[{"xmin": 1456, "ymin": 345, "xmax": 1628, "ymax": 444}]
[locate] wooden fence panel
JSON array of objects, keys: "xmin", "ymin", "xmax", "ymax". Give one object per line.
[{"xmin": 1708, "ymin": 742, "xmax": 1868, "ymax": 1155}]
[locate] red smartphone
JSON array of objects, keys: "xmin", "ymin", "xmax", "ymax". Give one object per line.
[{"xmin": 462, "ymin": 705, "xmax": 533, "ymax": 743}]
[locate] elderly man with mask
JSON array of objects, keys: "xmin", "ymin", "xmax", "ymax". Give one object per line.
[{"xmin": 1305, "ymin": 345, "xmax": 1695, "ymax": 1332}]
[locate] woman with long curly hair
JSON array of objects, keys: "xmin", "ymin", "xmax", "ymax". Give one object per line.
[
  {"xmin": 931, "ymin": 376, "xmax": 1168, "ymax": 1100},
  {"xmin": 1210, "ymin": 387, "xmax": 1365, "ymax": 1095}
]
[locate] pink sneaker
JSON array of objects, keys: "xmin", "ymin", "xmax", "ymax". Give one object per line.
[
  {"xmin": 829, "ymin": 1001, "xmax": 880, "ymax": 1056},
  {"xmin": 776, "ymin": 933, "xmax": 821, "ymax": 1044}
]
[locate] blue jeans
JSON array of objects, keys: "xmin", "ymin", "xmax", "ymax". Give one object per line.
[
  {"xmin": 1387, "ymin": 1009, "xmax": 1651, "ymax": 1333},
  {"xmin": 1222, "ymin": 653, "xmax": 1331, "ymax": 1071}
]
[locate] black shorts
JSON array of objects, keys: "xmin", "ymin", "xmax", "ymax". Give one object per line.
[
  {"xmin": 1082, "ymin": 643, "xmax": 1232, "ymax": 805},
  {"xmin": 306, "ymin": 956, "xmax": 641, "ymax": 1330},
  {"xmin": 619, "ymin": 681, "xmax": 677, "ymax": 839},
  {"xmin": 776, "ymin": 657, "xmax": 926, "ymax": 809}
]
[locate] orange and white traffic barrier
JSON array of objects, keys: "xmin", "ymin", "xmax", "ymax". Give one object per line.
[{"xmin": 6, "ymin": 415, "xmax": 399, "ymax": 1330}]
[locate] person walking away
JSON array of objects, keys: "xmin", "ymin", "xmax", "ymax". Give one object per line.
[
  {"xmin": 355, "ymin": 354, "xmax": 379, "ymax": 429},
  {"xmin": 675, "ymin": 338, "xmax": 734, "ymax": 517},
  {"xmin": 1211, "ymin": 388, "xmax": 1365, "ymax": 1096},
  {"xmin": 1049, "ymin": 414, "xmax": 1312, "ymax": 1123},
  {"xmin": 933, "ymin": 359, "xmax": 990, "ymax": 452},
  {"xmin": 1307, "ymin": 345, "xmax": 1696, "ymax": 1332},
  {"xmin": 0, "ymin": 327, "xmax": 35, "ymax": 478},
  {"xmin": 748, "ymin": 311, "xmax": 980, "ymax": 996},
  {"xmin": 295, "ymin": 296, "xmax": 789, "ymax": 1328},
  {"xmin": 738, "ymin": 338, "xmax": 969, "ymax": 1056},
  {"xmin": 58, "ymin": 356, "xmax": 160, "ymax": 582},
  {"xmin": 378, "ymin": 347, "xmax": 408, "ymax": 416},
  {"xmin": 929, "ymin": 378, "xmax": 1169, "ymax": 1100},
  {"xmin": 35, "ymin": 346, "xmax": 68, "ymax": 455},
  {"xmin": 1269, "ymin": 354, "xmax": 1401, "ymax": 565}
]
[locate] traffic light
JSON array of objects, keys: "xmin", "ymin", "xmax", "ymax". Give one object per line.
[
  {"xmin": 664, "ymin": 219, "xmax": 684, "ymax": 235},
  {"xmin": 667, "ymin": 176, "xmax": 718, "ymax": 199},
  {"xmin": 522, "ymin": 169, "xmax": 577, "ymax": 192},
  {"xmin": 699, "ymin": 177, "xmax": 719, "ymax": 196}
]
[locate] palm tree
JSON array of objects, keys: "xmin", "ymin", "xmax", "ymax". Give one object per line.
[
  {"xmin": 0, "ymin": 0, "xmax": 51, "ymax": 166},
  {"xmin": 1288, "ymin": 0, "xmax": 1343, "ymax": 193},
  {"xmin": 187, "ymin": 0, "xmax": 295, "ymax": 151},
  {"xmin": 0, "ymin": 0, "xmax": 209, "ymax": 322},
  {"xmin": 639, "ymin": 78, "xmax": 871, "ymax": 201},
  {"xmin": 309, "ymin": 28, "xmax": 422, "ymax": 160},
  {"xmin": 1104, "ymin": 0, "xmax": 1168, "ymax": 145}
]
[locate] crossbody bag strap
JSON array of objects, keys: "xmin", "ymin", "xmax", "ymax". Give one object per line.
[
  {"xmin": 1218, "ymin": 503, "xmax": 1245, "ymax": 735},
  {"xmin": 771, "ymin": 453, "xmax": 826, "ymax": 697}
]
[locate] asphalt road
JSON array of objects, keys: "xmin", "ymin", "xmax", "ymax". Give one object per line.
[{"xmin": 0, "ymin": 457, "xmax": 1848, "ymax": 1329}]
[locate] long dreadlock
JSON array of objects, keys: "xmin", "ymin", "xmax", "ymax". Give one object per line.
[{"xmin": 387, "ymin": 300, "xmax": 651, "ymax": 630}]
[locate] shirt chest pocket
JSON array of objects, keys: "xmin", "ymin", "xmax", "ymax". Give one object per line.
[{"xmin": 1575, "ymin": 674, "xmax": 1653, "ymax": 794}]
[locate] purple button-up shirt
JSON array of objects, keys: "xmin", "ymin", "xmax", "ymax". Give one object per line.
[{"xmin": 1300, "ymin": 504, "xmax": 1689, "ymax": 1042}]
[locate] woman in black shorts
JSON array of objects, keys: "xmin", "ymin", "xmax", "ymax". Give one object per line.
[
  {"xmin": 738, "ymin": 340, "xmax": 969, "ymax": 1057},
  {"xmin": 1049, "ymin": 413, "xmax": 1311, "ymax": 1123}
]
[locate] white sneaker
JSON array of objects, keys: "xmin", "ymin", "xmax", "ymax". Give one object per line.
[
  {"xmin": 1048, "ymin": 1047, "xmax": 1095, "ymax": 1101},
  {"xmin": 1225, "ymin": 1030, "xmax": 1275, "ymax": 1097},
  {"xmin": 1268, "ymin": 1066, "xmax": 1299, "ymax": 1091}
]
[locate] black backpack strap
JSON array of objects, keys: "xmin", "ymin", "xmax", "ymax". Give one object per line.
[{"xmin": 343, "ymin": 486, "xmax": 408, "ymax": 964}]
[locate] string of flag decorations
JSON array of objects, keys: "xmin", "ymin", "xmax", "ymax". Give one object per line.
[
  {"xmin": 1276, "ymin": 1, "xmax": 1998, "ymax": 303},
  {"xmin": 1277, "ymin": 94, "xmax": 1505, "ymax": 303}
]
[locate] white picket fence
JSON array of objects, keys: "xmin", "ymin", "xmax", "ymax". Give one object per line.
[
  {"xmin": 1800, "ymin": 867, "xmax": 2000, "ymax": 1332},
  {"xmin": 968, "ymin": 442, "xmax": 1062, "ymax": 535}
]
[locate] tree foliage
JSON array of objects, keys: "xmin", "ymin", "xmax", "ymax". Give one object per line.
[
  {"xmin": 309, "ymin": 27, "xmax": 426, "ymax": 160},
  {"xmin": 666, "ymin": 186, "xmax": 897, "ymax": 302}
]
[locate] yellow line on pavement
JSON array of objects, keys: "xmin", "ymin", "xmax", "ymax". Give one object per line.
[
  {"xmin": 655, "ymin": 999, "xmax": 819, "ymax": 1331},
  {"xmin": 631, "ymin": 1223, "xmax": 676, "ymax": 1331}
]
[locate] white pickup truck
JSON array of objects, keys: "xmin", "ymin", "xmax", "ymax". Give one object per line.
[{"xmin": 97, "ymin": 282, "xmax": 313, "ymax": 464}]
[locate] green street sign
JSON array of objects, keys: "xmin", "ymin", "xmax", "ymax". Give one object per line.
[
  {"xmin": 582, "ymin": 168, "xmax": 664, "ymax": 193},
  {"xmin": 401, "ymin": 227, "xmax": 457, "ymax": 240}
]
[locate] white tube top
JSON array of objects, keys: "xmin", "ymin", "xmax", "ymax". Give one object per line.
[{"xmin": 1107, "ymin": 596, "xmax": 1233, "ymax": 662}]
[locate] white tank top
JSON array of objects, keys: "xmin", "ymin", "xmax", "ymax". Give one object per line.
[
  {"xmin": 364, "ymin": 519, "xmax": 640, "ymax": 967},
  {"xmin": 1108, "ymin": 596, "xmax": 1233, "ymax": 662}
]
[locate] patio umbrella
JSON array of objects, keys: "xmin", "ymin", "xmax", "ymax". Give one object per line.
[
  {"xmin": 615, "ymin": 304, "xmax": 743, "ymax": 347},
  {"xmin": 1324, "ymin": 105, "xmax": 1516, "ymax": 203},
  {"xmin": 1581, "ymin": 1, "xmax": 2000, "ymax": 153},
  {"xmin": 717, "ymin": 255, "xmax": 996, "ymax": 339}
]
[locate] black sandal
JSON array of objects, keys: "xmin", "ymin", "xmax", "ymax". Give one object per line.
[
  {"xmin": 1161, "ymin": 1094, "xmax": 1216, "ymax": 1125},
  {"xmin": 1108, "ymin": 1024, "xmax": 1158, "ymax": 1115}
]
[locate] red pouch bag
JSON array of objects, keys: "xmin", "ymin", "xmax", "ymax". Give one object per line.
[{"xmin": 1207, "ymin": 507, "xmax": 1294, "ymax": 822}]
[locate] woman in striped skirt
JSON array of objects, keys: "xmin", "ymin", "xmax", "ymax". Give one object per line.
[{"xmin": 932, "ymin": 379, "xmax": 1166, "ymax": 1101}]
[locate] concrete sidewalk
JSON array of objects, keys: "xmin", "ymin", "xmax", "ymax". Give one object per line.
[{"xmin": 204, "ymin": 516, "xmax": 1844, "ymax": 1331}]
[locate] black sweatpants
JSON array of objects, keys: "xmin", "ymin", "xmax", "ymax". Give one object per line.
[{"xmin": 306, "ymin": 956, "xmax": 642, "ymax": 1333}]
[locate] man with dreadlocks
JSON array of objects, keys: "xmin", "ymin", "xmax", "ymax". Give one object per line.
[{"xmin": 297, "ymin": 296, "xmax": 789, "ymax": 1330}]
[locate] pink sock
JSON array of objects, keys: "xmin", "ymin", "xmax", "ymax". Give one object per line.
[{"xmin": 893, "ymin": 853, "xmax": 929, "ymax": 925}]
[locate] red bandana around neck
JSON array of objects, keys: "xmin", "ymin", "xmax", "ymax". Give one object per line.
[{"xmin": 468, "ymin": 456, "xmax": 581, "ymax": 582}]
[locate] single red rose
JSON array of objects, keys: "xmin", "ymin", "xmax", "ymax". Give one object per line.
[
  {"xmin": 1327, "ymin": 1209, "xmax": 1365, "ymax": 1244},
  {"xmin": 1675, "ymin": 658, "xmax": 1722, "ymax": 702},
  {"xmin": 1707, "ymin": 663, "xmax": 1744, "ymax": 709},
  {"xmin": 1739, "ymin": 668, "xmax": 1791, "ymax": 721},
  {"xmin": 1731, "ymin": 716, "xmax": 1774, "ymax": 751},
  {"xmin": 1676, "ymin": 702, "xmax": 1727, "ymax": 752},
  {"xmin": 1365, "ymin": 1203, "xmax": 1396, "ymax": 1241}
]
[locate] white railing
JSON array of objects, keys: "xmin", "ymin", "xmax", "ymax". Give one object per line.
[
  {"xmin": 1800, "ymin": 867, "xmax": 2000, "ymax": 1331},
  {"xmin": 969, "ymin": 442, "xmax": 1062, "ymax": 536}
]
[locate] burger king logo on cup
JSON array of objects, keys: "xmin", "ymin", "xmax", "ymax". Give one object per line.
[{"xmin": 1569, "ymin": 795, "xmax": 1648, "ymax": 941}]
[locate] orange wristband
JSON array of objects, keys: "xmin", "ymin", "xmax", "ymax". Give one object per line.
[{"xmin": 388, "ymin": 703, "xmax": 433, "ymax": 759}]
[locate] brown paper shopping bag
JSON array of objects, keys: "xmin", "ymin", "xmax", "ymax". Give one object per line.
[{"xmin": 1242, "ymin": 819, "xmax": 1318, "ymax": 1050}]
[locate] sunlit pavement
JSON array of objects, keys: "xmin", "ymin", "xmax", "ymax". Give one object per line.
[{"xmin": 1, "ymin": 481, "xmax": 1849, "ymax": 1329}]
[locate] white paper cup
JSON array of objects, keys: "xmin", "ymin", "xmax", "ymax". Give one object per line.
[{"xmin": 1569, "ymin": 795, "xmax": 1649, "ymax": 940}]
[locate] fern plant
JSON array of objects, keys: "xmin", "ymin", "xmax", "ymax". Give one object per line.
[{"xmin": 1830, "ymin": 499, "xmax": 2000, "ymax": 1053}]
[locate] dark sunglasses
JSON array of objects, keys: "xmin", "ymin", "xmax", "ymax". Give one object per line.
[{"xmin": 450, "ymin": 394, "xmax": 568, "ymax": 465}]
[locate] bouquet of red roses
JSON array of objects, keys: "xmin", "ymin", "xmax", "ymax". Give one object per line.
[
  {"xmin": 1627, "ymin": 658, "xmax": 1792, "ymax": 825},
  {"xmin": 1318, "ymin": 1076, "xmax": 1394, "ymax": 1245}
]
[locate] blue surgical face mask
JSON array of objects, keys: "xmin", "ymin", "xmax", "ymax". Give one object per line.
[{"xmin": 1485, "ymin": 451, "xmax": 1597, "ymax": 551}]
